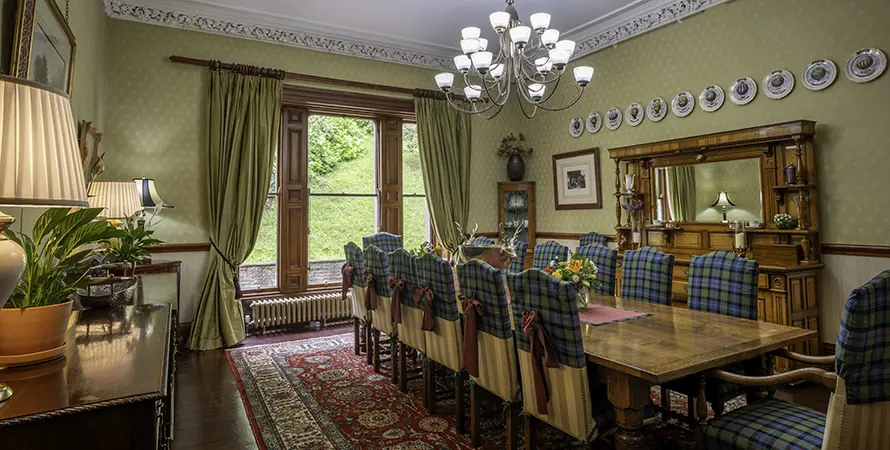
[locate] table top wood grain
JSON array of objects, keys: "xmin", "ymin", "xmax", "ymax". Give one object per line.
[{"xmin": 581, "ymin": 294, "xmax": 815, "ymax": 384}]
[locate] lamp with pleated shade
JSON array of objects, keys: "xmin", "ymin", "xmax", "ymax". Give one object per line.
[
  {"xmin": 88, "ymin": 181, "xmax": 143, "ymax": 221},
  {"xmin": 711, "ymin": 191, "xmax": 736, "ymax": 223},
  {"xmin": 133, "ymin": 178, "xmax": 173, "ymax": 209},
  {"xmin": 0, "ymin": 75, "xmax": 87, "ymax": 402}
]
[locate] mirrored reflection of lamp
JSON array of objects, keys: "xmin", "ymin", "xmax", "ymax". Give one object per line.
[
  {"xmin": 0, "ymin": 75, "xmax": 89, "ymax": 403},
  {"xmin": 88, "ymin": 181, "xmax": 142, "ymax": 227},
  {"xmin": 133, "ymin": 178, "xmax": 173, "ymax": 227},
  {"xmin": 711, "ymin": 191, "xmax": 736, "ymax": 223}
]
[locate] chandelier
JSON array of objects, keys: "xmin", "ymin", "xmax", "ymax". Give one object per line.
[{"xmin": 434, "ymin": 0, "xmax": 594, "ymax": 120}]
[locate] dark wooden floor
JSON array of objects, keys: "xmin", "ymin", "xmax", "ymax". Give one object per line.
[{"xmin": 172, "ymin": 323, "xmax": 830, "ymax": 450}]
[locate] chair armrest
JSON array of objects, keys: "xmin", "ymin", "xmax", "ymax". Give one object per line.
[
  {"xmin": 771, "ymin": 349, "xmax": 836, "ymax": 367},
  {"xmin": 709, "ymin": 367, "xmax": 838, "ymax": 392}
]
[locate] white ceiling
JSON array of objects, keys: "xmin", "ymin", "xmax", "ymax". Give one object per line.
[{"xmin": 105, "ymin": 0, "xmax": 726, "ymax": 70}]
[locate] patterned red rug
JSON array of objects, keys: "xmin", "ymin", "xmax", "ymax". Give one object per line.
[{"xmin": 227, "ymin": 333, "xmax": 744, "ymax": 449}]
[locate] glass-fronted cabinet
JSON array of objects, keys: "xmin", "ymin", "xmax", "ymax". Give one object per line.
[{"xmin": 498, "ymin": 182, "xmax": 536, "ymax": 269}]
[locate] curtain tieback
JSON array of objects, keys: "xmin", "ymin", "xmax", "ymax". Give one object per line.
[
  {"xmin": 521, "ymin": 310, "xmax": 560, "ymax": 415},
  {"xmin": 388, "ymin": 275, "xmax": 405, "ymax": 325},
  {"xmin": 341, "ymin": 265, "xmax": 354, "ymax": 299},
  {"xmin": 364, "ymin": 273, "xmax": 378, "ymax": 311},
  {"xmin": 210, "ymin": 239, "xmax": 242, "ymax": 300},
  {"xmin": 459, "ymin": 295, "xmax": 484, "ymax": 378},
  {"xmin": 413, "ymin": 285, "xmax": 437, "ymax": 333}
]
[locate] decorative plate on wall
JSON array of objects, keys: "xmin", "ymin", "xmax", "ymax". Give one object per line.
[
  {"xmin": 569, "ymin": 117, "xmax": 584, "ymax": 138},
  {"xmin": 763, "ymin": 69, "xmax": 795, "ymax": 99},
  {"xmin": 647, "ymin": 98, "xmax": 667, "ymax": 122},
  {"xmin": 802, "ymin": 59, "xmax": 837, "ymax": 91},
  {"xmin": 699, "ymin": 85, "xmax": 725, "ymax": 112},
  {"xmin": 671, "ymin": 91, "xmax": 695, "ymax": 117},
  {"xmin": 606, "ymin": 108, "xmax": 622, "ymax": 130},
  {"xmin": 844, "ymin": 48, "xmax": 887, "ymax": 83},
  {"xmin": 587, "ymin": 112, "xmax": 602, "ymax": 134},
  {"xmin": 729, "ymin": 77, "xmax": 757, "ymax": 105},
  {"xmin": 625, "ymin": 103, "xmax": 644, "ymax": 126}
]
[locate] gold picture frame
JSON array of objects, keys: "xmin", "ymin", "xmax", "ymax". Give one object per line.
[
  {"xmin": 10, "ymin": 0, "xmax": 75, "ymax": 94},
  {"xmin": 78, "ymin": 120, "xmax": 103, "ymax": 184}
]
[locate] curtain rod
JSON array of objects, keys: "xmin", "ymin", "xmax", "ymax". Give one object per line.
[{"xmin": 169, "ymin": 55, "xmax": 426, "ymax": 96}]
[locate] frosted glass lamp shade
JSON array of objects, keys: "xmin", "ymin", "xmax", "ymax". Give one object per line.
[
  {"xmin": 541, "ymin": 29, "xmax": 560, "ymax": 48},
  {"xmin": 535, "ymin": 57, "xmax": 553, "ymax": 74},
  {"xmin": 464, "ymin": 85, "xmax": 482, "ymax": 101},
  {"xmin": 528, "ymin": 83, "xmax": 546, "ymax": 102},
  {"xmin": 509, "ymin": 26, "xmax": 531, "ymax": 45},
  {"xmin": 461, "ymin": 38, "xmax": 480, "ymax": 55},
  {"xmin": 133, "ymin": 178, "xmax": 173, "ymax": 209},
  {"xmin": 461, "ymin": 27, "xmax": 481, "ymax": 39},
  {"xmin": 88, "ymin": 181, "xmax": 143, "ymax": 219},
  {"xmin": 489, "ymin": 12, "xmax": 510, "ymax": 32},
  {"xmin": 549, "ymin": 49, "xmax": 570, "ymax": 68},
  {"xmin": 454, "ymin": 55, "xmax": 472, "ymax": 73},
  {"xmin": 529, "ymin": 13, "xmax": 551, "ymax": 33},
  {"xmin": 435, "ymin": 72, "xmax": 455, "ymax": 91},
  {"xmin": 0, "ymin": 76, "xmax": 87, "ymax": 208},
  {"xmin": 556, "ymin": 40, "xmax": 576, "ymax": 56},
  {"xmin": 574, "ymin": 66, "xmax": 594, "ymax": 86},
  {"xmin": 471, "ymin": 51, "xmax": 493, "ymax": 72},
  {"xmin": 489, "ymin": 63, "xmax": 505, "ymax": 79},
  {"xmin": 477, "ymin": 38, "xmax": 489, "ymax": 52}
]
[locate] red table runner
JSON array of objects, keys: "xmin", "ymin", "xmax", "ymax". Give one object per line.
[{"xmin": 578, "ymin": 304, "xmax": 650, "ymax": 326}]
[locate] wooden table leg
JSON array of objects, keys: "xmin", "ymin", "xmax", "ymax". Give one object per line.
[
  {"xmin": 506, "ymin": 400, "xmax": 520, "ymax": 450},
  {"xmin": 606, "ymin": 369, "xmax": 651, "ymax": 450}
]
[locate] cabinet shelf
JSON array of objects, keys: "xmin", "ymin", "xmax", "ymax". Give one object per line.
[{"xmin": 772, "ymin": 184, "xmax": 815, "ymax": 191}]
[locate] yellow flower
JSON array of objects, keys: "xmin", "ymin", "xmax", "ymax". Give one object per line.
[
  {"xmin": 569, "ymin": 260, "xmax": 583, "ymax": 273},
  {"xmin": 553, "ymin": 271, "xmax": 563, "ymax": 280}
]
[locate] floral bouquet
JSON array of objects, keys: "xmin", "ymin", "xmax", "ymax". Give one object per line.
[
  {"xmin": 774, "ymin": 213, "xmax": 796, "ymax": 230},
  {"xmin": 410, "ymin": 241, "xmax": 444, "ymax": 258},
  {"xmin": 545, "ymin": 254, "xmax": 601, "ymax": 309}
]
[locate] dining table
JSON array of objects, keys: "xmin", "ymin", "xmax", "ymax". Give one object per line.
[{"xmin": 581, "ymin": 293, "xmax": 816, "ymax": 450}]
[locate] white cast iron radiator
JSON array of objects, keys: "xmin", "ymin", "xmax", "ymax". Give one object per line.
[{"xmin": 249, "ymin": 292, "xmax": 352, "ymax": 334}]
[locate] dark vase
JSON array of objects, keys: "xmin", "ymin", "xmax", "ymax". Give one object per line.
[{"xmin": 506, "ymin": 154, "xmax": 525, "ymax": 181}]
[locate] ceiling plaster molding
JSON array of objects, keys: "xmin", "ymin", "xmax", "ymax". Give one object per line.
[{"xmin": 104, "ymin": 0, "xmax": 454, "ymax": 70}]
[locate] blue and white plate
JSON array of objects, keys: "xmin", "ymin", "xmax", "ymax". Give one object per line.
[
  {"xmin": 569, "ymin": 117, "xmax": 584, "ymax": 138},
  {"xmin": 587, "ymin": 112, "xmax": 602, "ymax": 134},
  {"xmin": 671, "ymin": 91, "xmax": 695, "ymax": 117},
  {"xmin": 625, "ymin": 103, "xmax": 644, "ymax": 126},
  {"xmin": 729, "ymin": 77, "xmax": 757, "ymax": 105},
  {"xmin": 606, "ymin": 108, "xmax": 622, "ymax": 130},
  {"xmin": 802, "ymin": 59, "xmax": 837, "ymax": 91},
  {"xmin": 699, "ymin": 85, "xmax": 725, "ymax": 112},
  {"xmin": 844, "ymin": 48, "xmax": 887, "ymax": 83},
  {"xmin": 763, "ymin": 70, "xmax": 795, "ymax": 99},
  {"xmin": 647, "ymin": 98, "xmax": 667, "ymax": 122}
]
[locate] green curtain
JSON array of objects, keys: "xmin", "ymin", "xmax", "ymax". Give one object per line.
[
  {"xmin": 414, "ymin": 95, "xmax": 472, "ymax": 251},
  {"xmin": 187, "ymin": 69, "xmax": 283, "ymax": 350},
  {"xmin": 666, "ymin": 166, "xmax": 697, "ymax": 222}
]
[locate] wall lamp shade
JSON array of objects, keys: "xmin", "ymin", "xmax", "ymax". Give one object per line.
[
  {"xmin": 88, "ymin": 181, "xmax": 143, "ymax": 219},
  {"xmin": 133, "ymin": 178, "xmax": 173, "ymax": 209}
]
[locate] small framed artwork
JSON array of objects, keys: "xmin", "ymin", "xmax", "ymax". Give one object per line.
[
  {"xmin": 78, "ymin": 120, "xmax": 104, "ymax": 184},
  {"xmin": 552, "ymin": 148, "xmax": 603, "ymax": 210},
  {"xmin": 10, "ymin": 0, "xmax": 76, "ymax": 93}
]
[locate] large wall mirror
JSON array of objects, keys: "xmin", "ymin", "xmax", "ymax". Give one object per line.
[{"xmin": 653, "ymin": 158, "xmax": 763, "ymax": 224}]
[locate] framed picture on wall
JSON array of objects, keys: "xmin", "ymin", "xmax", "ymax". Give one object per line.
[
  {"xmin": 0, "ymin": 0, "xmax": 18, "ymax": 74},
  {"xmin": 10, "ymin": 0, "xmax": 75, "ymax": 93},
  {"xmin": 552, "ymin": 148, "xmax": 603, "ymax": 210}
]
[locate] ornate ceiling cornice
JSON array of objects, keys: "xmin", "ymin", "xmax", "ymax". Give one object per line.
[{"xmin": 104, "ymin": 0, "xmax": 726, "ymax": 70}]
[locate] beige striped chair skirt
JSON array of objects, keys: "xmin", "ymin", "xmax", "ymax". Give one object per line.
[
  {"xmin": 472, "ymin": 331, "xmax": 520, "ymax": 402},
  {"xmin": 351, "ymin": 286, "xmax": 369, "ymax": 321},
  {"xmin": 397, "ymin": 305, "xmax": 426, "ymax": 353},
  {"xmin": 822, "ymin": 377, "xmax": 890, "ymax": 450},
  {"xmin": 424, "ymin": 316, "xmax": 463, "ymax": 372},
  {"xmin": 370, "ymin": 296, "xmax": 395, "ymax": 336}
]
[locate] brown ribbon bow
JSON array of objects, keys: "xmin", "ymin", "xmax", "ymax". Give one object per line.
[
  {"xmin": 459, "ymin": 295, "xmax": 484, "ymax": 378},
  {"xmin": 364, "ymin": 273, "xmax": 378, "ymax": 311},
  {"xmin": 389, "ymin": 275, "xmax": 405, "ymax": 325},
  {"xmin": 341, "ymin": 265, "xmax": 354, "ymax": 299},
  {"xmin": 412, "ymin": 285, "xmax": 437, "ymax": 333},
  {"xmin": 521, "ymin": 310, "xmax": 560, "ymax": 415}
]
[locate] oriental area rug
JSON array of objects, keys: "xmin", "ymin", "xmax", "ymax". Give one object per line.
[{"xmin": 227, "ymin": 333, "xmax": 744, "ymax": 450}]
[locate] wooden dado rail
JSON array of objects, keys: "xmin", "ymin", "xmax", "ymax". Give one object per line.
[{"xmin": 148, "ymin": 240, "xmax": 890, "ymax": 258}]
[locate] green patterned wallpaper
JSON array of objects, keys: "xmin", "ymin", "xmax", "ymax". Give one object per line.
[
  {"xmin": 101, "ymin": 20, "xmax": 516, "ymax": 243},
  {"xmin": 67, "ymin": 0, "xmax": 108, "ymax": 130},
  {"xmin": 500, "ymin": 0, "xmax": 890, "ymax": 245}
]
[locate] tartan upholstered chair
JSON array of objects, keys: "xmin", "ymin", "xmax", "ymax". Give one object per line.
[
  {"xmin": 508, "ymin": 269, "xmax": 612, "ymax": 447},
  {"xmin": 575, "ymin": 244, "xmax": 618, "ymax": 296},
  {"xmin": 416, "ymin": 252, "xmax": 467, "ymax": 428},
  {"xmin": 579, "ymin": 231, "xmax": 609, "ymax": 248},
  {"xmin": 619, "ymin": 246, "xmax": 674, "ymax": 305},
  {"xmin": 470, "ymin": 236, "xmax": 496, "ymax": 245},
  {"xmin": 704, "ymin": 270, "xmax": 890, "ymax": 450},
  {"xmin": 666, "ymin": 251, "xmax": 760, "ymax": 418},
  {"xmin": 344, "ymin": 242, "xmax": 368, "ymax": 357},
  {"xmin": 506, "ymin": 241, "xmax": 529, "ymax": 274},
  {"xmin": 390, "ymin": 248, "xmax": 424, "ymax": 393},
  {"xmin": 363, "ymin": 245, "xmax": 399, "ymax": 383},
  {"xmin": 457, "ymin": 259, "xmax": 521, "ymax": 448},
  {"xmin": 362, "ymin": 232, "xmax": 403, "ymax": 253},
  {"xmin": 533, "ymin": 240, "xmax": 570, "ymax": 270}
]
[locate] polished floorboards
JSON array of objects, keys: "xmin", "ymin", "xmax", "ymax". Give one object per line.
[{"xmin": 171, "ymin": 322, "xmax": 830, "ymax": 450}]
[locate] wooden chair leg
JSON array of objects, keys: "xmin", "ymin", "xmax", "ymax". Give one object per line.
[
  {"xmin": 660, "ymin": 386, "xmax": 670, "ymax": 414},
  {"xmin": 398, "ymin": 342, "xmax": 408, "ymax": 393},
  {"xmin": 524, "ymin": 414, "xmax": 537, "ymax": 450},
  {"xmin": 506, "ymin": 400, "xmax": 520, "ymax": 450},
  {"xmin": 455, "ymin": 371, "xmax": 467, "ymax": 434},
  {"xmin": 365, "ymin": 324, "xmax": 373, "ymax": 365},
  {"xmin": 469, "ymin": 383, "xmax": 481, "ymax": 447},
  {"xmin": 353, "ymin": 318, "xmax": 360, "ymax": 356},
  {"xmin": 712, "ymin": 398, "xmax": 724, "ymax": 417},
  {"xmin": 372, "ymin": 329, "xmax": 381, "ymax": 373},
  {"xmin": 390, "ymin": 336, "xmax": 399, "ymax": 385},
  {"xmin": 694, "ymin": 375, "xmax": 708, "ymax": 449},
  {"xmin": 427, "ymin": 360, "xmax": 437, "ymax": 414}
]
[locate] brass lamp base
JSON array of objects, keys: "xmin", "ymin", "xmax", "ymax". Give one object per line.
[{"xmin": 0, "ymin": 383, "xmax": 11, "ymax": 403}]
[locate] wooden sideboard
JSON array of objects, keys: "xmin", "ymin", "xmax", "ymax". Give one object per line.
[
  {"xmin": 609, "ymin": 121, "xmax": 824, "ymax": 371},
  {"xmin": 0, "ymin": 305, "xmax": 177, "ymax": 449}
]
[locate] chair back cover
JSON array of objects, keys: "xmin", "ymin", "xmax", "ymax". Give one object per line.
[
  {"xmin": 620, "ymin": 246, "xmax": 674, "ymax": 305},
  {"xmin": 364, "ymin": 245, "xmax": 394, "ymax": 335},
  {"xmin": 344, "ymin": 242, "xmax": 366, "ymax": 287},
  {"xmin": 533, "ymin": 240, "xmax": 570, "ymax": 270},
  {"xmin": 391, "ymin": 248, "xmax": 425, "ymax": 352},
  {"xmin": 362, "ymin": 232, "xmax": 403, "ymax": 254},
  {"xmin": 579, "ymin": 232, "xmax": 609, "ymax": 248},
  {"xmin": 575, "ymin": 244, "xmax": 617, "ymax": 296},
  {"xmin": 417, "ymin": 252, "xmax": 462, "ymax": 371},
  {"xmin": 506, "ymin": 241, "xmax": 528, "ymax": 274},
  {"xmin": 687, "ymin": 250, "xmax": 759, "ymax": 320}
]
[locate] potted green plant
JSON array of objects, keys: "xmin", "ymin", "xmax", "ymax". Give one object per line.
[
  {"xmin": 0, "ymin": 208, "xmax": 121, "ymax": 365},
  {"xmin": 100, "ymin": 218, "xmax": 164, "ymax": 276},
  {"xmin": 497, "ymin": 133, "xmax": 534, "ymax": 181}
]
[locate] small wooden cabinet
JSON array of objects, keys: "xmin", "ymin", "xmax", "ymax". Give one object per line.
[{"xmin": 498, "ymin": 182, "xmax": 536, "ymax": 269}]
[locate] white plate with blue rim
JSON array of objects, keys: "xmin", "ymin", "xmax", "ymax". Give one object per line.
[
  {"xmin": 699, "ymin": 85, "xmax": 725, "ymax": 112},
  {"xmin": 625, "ymin": 103, "xmax": 644, "ymax": 126},
  {"xmin": 844, "ymin": 47, "xmax": 887, "ymax": 83},
  {"xmin": 763, "ymin": 69, "xmax": 795, "ymax": 99},
  {"xmin": 587, "ymin": 112, "xmax": 602, "ymax": 134},
  {"xmin": 606, "ymin": 108, "xmax": 622, "ymax": 130},
  {"xmin": 671, "ymin": 91, "xmax": 695, "ymax": 117},
  {"xmin": 569, "ymin": 117, "xmax": 584, "ymax": 138},
  {"xmin": 647, "ymin": 98, "xmax": 667, "ymax": 122},
  {"xmin": 802, "ymin": 59, "xmax": 837, "ymax": 91},
  {"xmin": 729, "ymin": 77, "xmax": 757, "ymax": 105}
]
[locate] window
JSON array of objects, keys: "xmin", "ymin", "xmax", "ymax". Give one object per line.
[
  {"xmin": 401, "ymin": 123, "xmax": 430, "ymax": 251},
  {"xmin": 241, "ymin": 153, "xmax": 278, "ymax": 291}
]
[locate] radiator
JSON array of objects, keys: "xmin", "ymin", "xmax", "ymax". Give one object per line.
[{"xmin": 249, "ymin": 292, "xmax": 352, "ymax": 334}]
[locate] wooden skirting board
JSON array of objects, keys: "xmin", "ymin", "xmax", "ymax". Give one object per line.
[{"xmin": 147, "ymin": 243, "xmax": 211, "ymax": 253}]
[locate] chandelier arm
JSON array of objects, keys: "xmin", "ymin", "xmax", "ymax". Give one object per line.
[
  {"xmin": 536, "ymin": 74, "xmax": 563, "ymax": 104},
  {"xmin": 515, "ymin": 88, "xmax": 538, "ymax": 119},
  {"xmin": 480, "ymin": 78, "xmax": 510, "ymax": 108},
  {"xmin": 445, "ymin": 93, "xmax": 500, "ymax": 115},
  {"xmin": 534, "ymin": 85, "xmax": 586, "ymax": 112}
]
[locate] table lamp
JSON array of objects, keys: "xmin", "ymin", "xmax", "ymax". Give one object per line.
[
  {"xmin": 87, "ymin": 181, "xmax": 143, "ymax": 227},
  {"xmin": 133, "ymin": 177, "xmax": 173, "ymax": 227},
  {"xmin": 711, "ymin": 191, "xmax": 736, "ymax": 223},
  {"xmin": 0, "ymin": 75, "xmax": 89, "ymax": 402}
]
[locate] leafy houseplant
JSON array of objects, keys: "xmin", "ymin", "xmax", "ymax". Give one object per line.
[
  {"xmin": 100, "ymin": 218, "xmax": 164, "ymax": 273},
  {"xmin": 497, "ymin": 133, "xmax": 534, "ymax": 182},
  {"xmin": 545, "ymin": 254, "xmax": 601, "ymax": 310}
]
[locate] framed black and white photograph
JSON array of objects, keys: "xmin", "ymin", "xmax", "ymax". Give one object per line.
[
  {"xmin": 552, "ymin": 148, "xmax": 603, "ymax": 210},
  {"xmin": 10, "ymin": 0, "xmax": 76, "ymax": 93}
]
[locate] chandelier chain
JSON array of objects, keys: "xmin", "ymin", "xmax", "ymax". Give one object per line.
[{"xmin": 65, "ymin": 0, "xmax": 70, "ymax": 21}]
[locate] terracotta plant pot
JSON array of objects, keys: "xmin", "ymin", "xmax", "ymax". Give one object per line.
[{"xmin": 0, "ymin": 301, "xmax": 73, "ymax": 366}]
